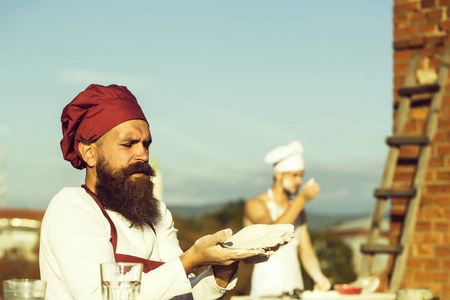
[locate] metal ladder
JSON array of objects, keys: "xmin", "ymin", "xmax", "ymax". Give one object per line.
[{"xmin": 359, "ymin": 45, "xmax": 450, "ymax": 292}]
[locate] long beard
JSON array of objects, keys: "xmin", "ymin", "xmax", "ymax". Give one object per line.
[{"xmin": 95, "ymin": 157, "xmax": 161, "ymax": 229}]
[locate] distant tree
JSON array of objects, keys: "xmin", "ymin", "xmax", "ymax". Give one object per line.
[{"xmin": 191, "ymin": 198, "xmax": 246, "ymax": 233}]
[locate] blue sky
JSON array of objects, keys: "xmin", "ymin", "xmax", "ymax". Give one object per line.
[{"xmin": 0, "ymin": 1, "xmax": 393, "ymax": 214}]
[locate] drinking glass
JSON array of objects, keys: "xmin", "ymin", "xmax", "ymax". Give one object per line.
[
  {"xmin": 3, "ymin": 279, "xmax": 46, "ymax": 300},
  {"xmin": 101, "ymin": 262, "xmax": 143, "ymax": 300}
]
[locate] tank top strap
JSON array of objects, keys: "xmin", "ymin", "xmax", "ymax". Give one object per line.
[{"xmin": 266, "ymin": 188, "xmax": 284, "ymax": 221}]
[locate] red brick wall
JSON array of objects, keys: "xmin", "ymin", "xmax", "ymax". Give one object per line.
[{"xmin": 392, "ymin": 1, "xmax": 450, "ymax": 299}]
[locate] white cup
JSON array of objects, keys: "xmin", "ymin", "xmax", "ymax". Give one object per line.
[
  {"xmin": 100, "ymin": 262, "xmax": 143, "ymax": 300},
  {"xmin": 3, "ymin": 279, "xmax": 46, "ymax": 300}
]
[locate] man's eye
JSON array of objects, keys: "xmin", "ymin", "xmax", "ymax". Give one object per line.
[{"xmin": 122, "ymin": 143, "xmax": 132, "ymax": 148}]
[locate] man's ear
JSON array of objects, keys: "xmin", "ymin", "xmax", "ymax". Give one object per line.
[
  {"xmin": 78, "ymin": 142, "xmax": 98, "ymax": 168},
  {"xmin": 274, "ymin": 172, "xmax": 283, "ymax": 182}
]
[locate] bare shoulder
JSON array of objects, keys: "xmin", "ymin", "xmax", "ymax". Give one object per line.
[
  {"xmin": 244, "ymin": 192, "xmax": 271, "ymax": 226},
  {"xmin": 246, "ymin": 192, "xmax": 268, "ymax": 206}
]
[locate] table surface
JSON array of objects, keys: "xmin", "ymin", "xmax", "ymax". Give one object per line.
[{"xmin": 231, "ymin": 291, "xmax": 396, "ymax": 300}]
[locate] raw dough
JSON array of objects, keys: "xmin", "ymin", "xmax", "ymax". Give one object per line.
[{"xmin": 221, "ymin": 224, "xmax": 294, "ymax": 249}]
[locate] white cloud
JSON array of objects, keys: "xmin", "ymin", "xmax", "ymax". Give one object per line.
[
  {"xmin": 153, "ymin": 121, "xmax": 240, "ymax": 167},
  {"xmin": 161, "ymin": 159, "xmax": 380, "ymax": 215},
  {"xmin": 320, "ymin": 187, "xmax": 350, "ymax": 201},
  {"xmin": 161, "ymin": 165, "xmax": 270, "ymax": 205},
  {"xmin": 189, "ymin": 102, "xmax": 298, "ymax": 142}
]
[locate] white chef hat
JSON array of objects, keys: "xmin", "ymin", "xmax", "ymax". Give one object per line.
[{"xmin": 264, "ymin": 140, "xmax": 304, "ymax": 172}]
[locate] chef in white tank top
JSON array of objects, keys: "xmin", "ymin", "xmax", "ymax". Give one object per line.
[{"xmin": 243, "ymin": 141, "xmax": 331, "ymax": 297}]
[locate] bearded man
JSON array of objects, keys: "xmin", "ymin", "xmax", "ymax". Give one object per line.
[
  {"xmin": 243, "ymin": 141, "xmax": 331, "ymax": 297},
  {"xmin": 39, "ymin": 84, "xmax": 271, "ymax": 300}
]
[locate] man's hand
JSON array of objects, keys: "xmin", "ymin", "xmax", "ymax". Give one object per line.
[
  {"xmin": 212, "ymin": 262, "xmax": 239, "ymax": 288},
  {"xmin": 313, "ymin": 273, "xmax": 331, "ymax": 291},
  {"xmin": 180, "ymin": 229, "xmax": 267, "ymax": 275},
  {"xmin": 298, "ymin": 180, "xmax": 320, "ymax": 202}
]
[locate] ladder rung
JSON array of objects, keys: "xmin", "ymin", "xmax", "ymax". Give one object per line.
[
  {"xmin": 397, "ymin": 156, "xmax": 418, "ymax": 165},
  {"xmin": 361, "ymin": 244, "xmax": 404, "ymax": 254},
  {"xmin": 398, "ymin": 84, "xmax": 440, "ymax": 97},
  {"xmin": 410, "ymin": 93, "xmax": 434, "ymax": 102},
  {"xmin": 386, "ymin": 136, "xmax": 430, "ymax": 146},
  {"xmin": 374, "ymin": 188, "xmax": 416, "ymax": 198}
]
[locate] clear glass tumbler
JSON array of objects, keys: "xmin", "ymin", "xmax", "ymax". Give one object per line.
[
  {"xmin": 3, "ymin": 279, "xmax": 46, "ymax": 300},
  {"xmin": 100, "ymin": 262, "xmax": 143, "ymax": 300}
]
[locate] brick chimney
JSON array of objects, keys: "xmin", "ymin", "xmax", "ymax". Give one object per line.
[{"xmin": 392, "ymin": 1, "xmax": 450, "ymax": 299}]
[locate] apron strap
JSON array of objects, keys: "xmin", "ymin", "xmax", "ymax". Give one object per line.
[
  {"xmin": 82, "ymin": 185, "xmax": 164, "ymax": 273},
  {"xmin": 115, "ymin": 254, "xmax": 164, "ymax": 272}
]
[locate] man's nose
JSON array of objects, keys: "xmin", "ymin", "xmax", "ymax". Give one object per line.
[{"xmin": 135, "ymin": 144, "xmax": 149, "ymax": 162}]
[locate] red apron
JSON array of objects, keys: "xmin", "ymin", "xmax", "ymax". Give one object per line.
[{"xmin": 82, "ymin": 185, "xmax": 165, "ymax": 273}]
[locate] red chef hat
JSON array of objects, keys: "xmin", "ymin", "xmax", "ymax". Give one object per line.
[{"xmin": 60, "ymin": 84, "xmax": 148, "ymax": 170}]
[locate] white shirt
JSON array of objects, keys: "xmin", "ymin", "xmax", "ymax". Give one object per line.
[{"xmin": 39, "ymin": 187, "xmax": 235, "ymax": 300}]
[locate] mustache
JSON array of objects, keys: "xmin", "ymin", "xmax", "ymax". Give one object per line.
[{"xmin": 122, "ymin": 162, "xmax": 155, "ymax": 177}]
